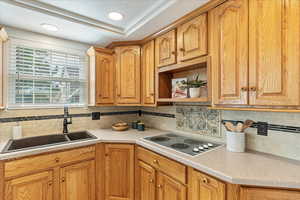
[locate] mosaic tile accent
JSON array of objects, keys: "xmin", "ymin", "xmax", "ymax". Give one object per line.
[{"xmin": 176, "ymin": 106, "xmax": 222, "ymax": 138}]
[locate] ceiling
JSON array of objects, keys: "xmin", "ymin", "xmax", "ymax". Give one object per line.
[{"xmin": 0, "ymin": 0, "xmax": 209, "ymax": 46}]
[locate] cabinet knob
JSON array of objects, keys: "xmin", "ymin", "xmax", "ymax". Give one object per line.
[
  {"xmin": 153, "ymin": 159, "xmax": 159, "ymax": 165},
  {"xmin": 55, "ymin": 158, "xmax": 60, "ymax": 163},
  {"xmin": 202, "ymin": 178, "xmax": 209, "ymax": 184},
  {"xmin": 157, "ymin": 184, "xmax": 162, "ymax": 188},
  {"xmin": 48, "ymin": 181, "xmax": 53, "ymax": 186},
  {"xmin": 61, "ymin": 177, "xmax": 65, "ymax": 183},
  {"xmin": 149, "ymin": 179, "xmax": 154, "ymax": 183},
  {"xmin": 150, "ymin": 92, "xmax": 155, "ymax": 96},
  {"xmin": 241, "ymin": 87, "xmax": 248, "ymax": 92},
  {"xmin": 171, "ymin": 51, "xmax": 176, "ymax": 55},
  {"xmin": 105, "ymin": 153, "xmax": 109, "ymax": 157},
  {"xmin": 250, "ymin": 87, "xmax": 257, "ymax": 92},
  {"xmin": 179, "ymin": 48, "xmax": 185, "ymax": 52}
]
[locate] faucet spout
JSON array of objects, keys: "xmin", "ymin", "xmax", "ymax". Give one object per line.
[{"xmin": 63, "ymin": 106, "xmax": 72, "ymax": 134}]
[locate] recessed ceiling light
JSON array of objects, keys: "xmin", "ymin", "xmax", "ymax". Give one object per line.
[
  {"xmin": 108, "ymin": 12, "xmax": 123, "ymax": 21},
  {"xmin": 41, "ymin": 23, "xmax": 58, "ymax": 31}
]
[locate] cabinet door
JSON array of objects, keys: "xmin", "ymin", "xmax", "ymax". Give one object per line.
[
  {"xmin": 249, "ymin": 0, "xmax": 300, "ymax": 106},
  {"xmin": 136, "ymin": 161, "xmax": 156, "ymax": 200},
  {"xmin": 96, "ymin": 53, "xmax": 114, "ymax": 105},
  {"xmin": 155, "ymin": 30, "xmax": 176, "ymax": 67},
  {"xmin": 240, "ymin": 187, "xmax": 300, "ymax": 200},
  {"xmin": 5, "ymin": 171, "xmax": 53, "ymax": 200},
  {"xmin": 115, "ymin": 46, "xmax": 141, "ymax": 104},
  {"xmin": 177, "ymin": 14, "xmax": 207, "ymax": 62},
  {"xmin": 210, "ymin": 0, "xmax": 248, "ymax": 105},
  {"xmin": 142, "ymin": 40, "xmax": 156, "ymax": 105},
  {"xmin": 105, "ymin": 144, "xmax": 134, "ymax": 200},
  {"xmin": 157, "ymin": 172, "xmax": 186, "ymax": 200},
  {"xmin": 60, "ymin": 160, "xmax": 95, "ymax": 200},
  {"xmin": 191, "ymin": 170, "xmax": 225, "ymax": 200}
]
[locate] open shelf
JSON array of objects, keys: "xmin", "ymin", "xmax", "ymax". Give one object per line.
[{"xmin": 157, "ymin": 56, "xmax": 211, "ymax": 103}]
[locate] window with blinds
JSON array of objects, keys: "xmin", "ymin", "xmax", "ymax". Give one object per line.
[{"xmin": 8, "ymin": 41, "xmax": 87, "ymax": 108}]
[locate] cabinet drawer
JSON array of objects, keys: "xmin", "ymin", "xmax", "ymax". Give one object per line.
[
  {"xmin": 5, "ymin": 145, "xmax": 95, "ymax": 178},
  {"xmin": 137, "ymin": 146, "xmax": 186, "ymax": 183}
]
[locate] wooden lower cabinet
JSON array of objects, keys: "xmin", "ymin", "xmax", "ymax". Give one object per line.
[
  {"xmin": 5, "ymin": 171, "xmax": 53, "ymax": 200},
  {"xmin": 60, "ymin": 160, "xmax": 95, "ymax": 200},
  {"xmin": 136, "ymin": 161, "xmax": 156, "ymax": 200},
  {"xmin": 190, "ymin": 169, "xmax": 225, "ymax": 200},
  {"xmin": 157, "ymin": 172, "xmax": 186, "ymax": 200},
  {"xmin": 104, "ymin": 144, "xmax": 134, "ymax": 200},
  {"xmin": 240, "ymin": 187, "xmax": 300, "ymax": 200}
]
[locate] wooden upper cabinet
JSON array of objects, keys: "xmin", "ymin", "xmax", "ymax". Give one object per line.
[
  {"xmin": 115, "ymin": 46, "xmax": 141, "ymax": 104},
  {"xmin": 191, "ymin": 170, "xmax": 225, "ymax": 200},
  {"xmin": 210, "ymin": 0, "xmax": 248, "ymax": 105},
  {"xmin": 60, "ymin": 160, "xmax": 95, "ymax": 200},
  {"xmin": 155, "ymin": 30, "xmax": 176, "ymax": 67},
  {"xmin": 142, "ymin": 40, "xmax": 156, "ymax": 105},
  {"xmin": 249, "ymin": 0, "xmax": 300, "ymax": 106},
  {"xmin": 96, "ymin": 53, "xmax": 114, "ymax": 105},
  {"xmin": 136, "ymin": 161, "xmax": 156, "ymax": 200},
  {"xmin": 240, "ymin": 187, "xmax": 300, "ymax": 200},
  {"xmin": 157, "ymin": 172, "xmax": 186, "ymax": 200},
  {"xmin": 104, "ymin": 144, "xmax": 134, "ymax": 200},
  {"xmin": 5, "ymin": 171, "xmax": 53, "ymax": 200},
  {"xmin": 177, "ymin": 13, "xmax": 208, "ymax": 62}
]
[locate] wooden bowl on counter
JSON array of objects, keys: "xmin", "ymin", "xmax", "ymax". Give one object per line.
[{"xmin": 112, "ymin": 122, "xmax": 129, "ymax": 131}]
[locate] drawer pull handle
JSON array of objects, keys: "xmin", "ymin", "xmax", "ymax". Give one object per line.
[
  {"xmin": 153, "ymin": 159, "xmax": 159, "ymax": 164},
  {"xmin": 179, "ymin": 48, "xmax": 185, "ymax": 52},
  {"xmin": 202, "ymin": 178, "xmax": 209, "ymax": 184},
  {"xmin": 149, "ymin": 179, "xmax": 154, "ymax": 183},
  {"xmin": 157, "ymin": 184, "xmax": 162, "ymax": 188},
  {"xmin": 61, "ymin": 178, "xmax": 65, "ymax": 183},
  {"xmin": 241, "ymin": 87, "xmax": 248, "ymax": 92},
  {"xmin": 171, "ymin": 51, "xmax": 176, "ymax": 55},
  {"xmin": 55, "ymin": 158, "xmax": 60, "ymax": 163},
  {"xmin": 250, "ymin": 87, "xmax": 257, "ymax": 92},
  {"xmin": 48, "ymin": 181, "xmax": 53, "ymax": 186}
]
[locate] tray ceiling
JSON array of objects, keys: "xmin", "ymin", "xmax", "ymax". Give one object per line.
[{"xmin": 0, "ymin": 0, "xmax": 209, "ymax": 46}]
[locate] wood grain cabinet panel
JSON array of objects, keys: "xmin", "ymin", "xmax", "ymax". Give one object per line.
[
  {"xmin": 115, "ymin": 46, "xmax": 141, "ymax": 104},
  {"xmin": 142, "ymin": 40, "xmax": 156, "ymax": 105},
  {"xmin": 155, "ymin": 30, "xmax": 176, "ymax": 67},
  {"xmin": 104, "ymin": 144, "xmax": 134, "ymax": 200},
  {"xmin": 96, "ymin": 53, "xmax": 114, "ymax": 105},
  {"xmin": 157, "ymin": 172, "xmax": 186, "ymax": 200},
  {"xmin": 136, "ymin": 161, "xmax": 156, "ymax": 200},
  {"xmin": 60, "ymin": 160, "xmax": 95, "ymax": 200},
  {"xmin": 177, "ymin": 13, "xmax": 208, "ymax": 62},
  {"xmin": 5, "ymin": 171, "xmax": 53, "ymax": 200},
  {"xmin": 190, "ymin": 170, "xmax": 225, "ymax": 200},
  {"xmin": 240, "ymin": 187, "xmax": 300, "ymax": 200},
  {"xmin": 210, "ymin": 0, "xmax": 249, "ymax": 105},
  {"xmin": 249, "ymin": 0, "xmax": 300, "ymax": 106}
]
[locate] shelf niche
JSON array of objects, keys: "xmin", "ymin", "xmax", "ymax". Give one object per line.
[{"xmin": 157, "ymin": 56, "xmax": 211, "ymax": 103}]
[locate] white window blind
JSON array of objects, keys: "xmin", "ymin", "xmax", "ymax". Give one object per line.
[{"xmin": 8, "ymin": 40, "xmax": 87, "ymax": 108}]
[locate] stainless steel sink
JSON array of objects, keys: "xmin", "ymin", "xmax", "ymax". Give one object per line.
[{"xmin": 1, "ymin": 131, "xmax": 96, "ymax": 153}]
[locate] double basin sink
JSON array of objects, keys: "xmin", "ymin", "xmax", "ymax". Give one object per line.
[{"xmin": 2, "ymin": 131, "xmax": 97, "ymax": 153}]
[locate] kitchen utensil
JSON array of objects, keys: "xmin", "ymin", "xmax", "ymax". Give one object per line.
[
  {"xmin": 224, "ymin": 122, "xmax": 236, "ymax": 132},
  {"xmin": 242, "ymin": 120, "xmax": 254, "ymax": 131},
  {"xmin": 236, "ymin": 123, "xmax": 244, "ymax": 132}
]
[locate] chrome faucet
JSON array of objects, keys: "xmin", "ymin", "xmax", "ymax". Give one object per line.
[{"xmin": 63, "ymin": 106, "xmax": 72, "ymax": 134}]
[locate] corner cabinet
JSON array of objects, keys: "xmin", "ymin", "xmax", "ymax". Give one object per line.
[
  {"xmin": 115, "ymin": 46, "xmax": 141, "ymax": 105},
  {"xmin": 155, "ymin": 30, "xmax": 176, "ymax": 68},
  {"xmin": 142, "ymin": 40, "xmax": 156, "ymax": 106},
  {"xmin": 157, "ymin": 172, "xmax": 186, "ymax": 200},
  {"xmin": 210, "ymin": 0, "xmax": 248, "ymax": 105},
  {"xmin": 104, "ymin": 144, "xmax": 135, "ymax": 200},
  {"xmin": 177, "ymin": 13, "xmax": 208, "ymax": 62}
]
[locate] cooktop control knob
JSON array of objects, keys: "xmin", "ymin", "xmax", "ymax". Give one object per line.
[
  {"xmin": 203, "ymin": 145, "xmax": 209, "ymax": 149},
  {"xmin": 199, "ymin": 146, "xmax": 204, "ymax": 150},
  {"xmin": 208, "ymin": 143, "xmax": 214, "ymax": 147},
  {"xmin": 193, "ymin": 147, "xmax": 200, "ymax": 152}
]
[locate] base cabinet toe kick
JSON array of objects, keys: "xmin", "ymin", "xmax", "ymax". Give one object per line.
[{"xmin": 0, "ymin": 144, "xmax": 299, "ymax": 200}]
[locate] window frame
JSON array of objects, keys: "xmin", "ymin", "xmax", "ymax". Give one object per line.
[{"xmin": 5, "ymin": 37, "xmax": 88, "ymax": 109}]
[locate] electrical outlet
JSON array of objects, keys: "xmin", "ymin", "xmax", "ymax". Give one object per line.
[
  {"xmin": 92, "ymin": 112, "xmax": 100, "ymax": 120},
  {"xmin": 257, "ymin": 122, "xmax": 268, "ymax": 136}
]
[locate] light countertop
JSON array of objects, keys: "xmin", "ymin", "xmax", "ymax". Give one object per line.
[{"xmin": 1, "ymin": 128, "xmax": 300, "ymax": 189}]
